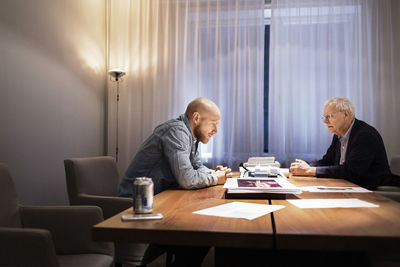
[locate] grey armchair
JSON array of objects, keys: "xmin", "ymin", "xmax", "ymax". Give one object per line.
[
  {"xmin": 0, "ymin": 162, "xmax": 114, "ymax": 267},
  {"xmin": 391, "ymin": 155, "xmax": 400, "ymax": 175},
  {"xmin": 64, "ymin": 156, "xmax": 165, "ymax": 267},
  {"xmin": 374, "ymin": 155, "xmax": 400, "ymax": 202}
]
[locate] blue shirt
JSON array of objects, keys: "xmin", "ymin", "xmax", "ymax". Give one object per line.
[
  {"xmin": 338, "ymin": 119, "xmax": 355, "ymax": 165},
  {"xmin": 119, "ymin": 114, "xmax": 217, "ymax": 197}
]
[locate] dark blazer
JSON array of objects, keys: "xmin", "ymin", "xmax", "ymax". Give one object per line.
[{"xmin": 313, "ymin": 119, "xmax": 392, "ymax": 190}]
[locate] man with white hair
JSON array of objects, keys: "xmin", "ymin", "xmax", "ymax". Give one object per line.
[{"xmin": 290, "ymin": 97, "xmax": 392, "ymax": 190}]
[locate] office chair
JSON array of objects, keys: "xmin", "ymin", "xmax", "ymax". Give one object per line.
[
  {"xmin": 390, "ymin": 155, "xmax": 400, "ymax": 175},
  {"xmin": 0, "ymin": 162, "xmax": 114, "ymax": 267},
  {"xmin": 369, "ymin": 156, "xmax": 400, "ymax": 267},
  {"xmin": 64, "ymin": 156, "xmax": 166, "ymax": 267},
  {"xmin": 374, "ymin": 155, "xmax": 400, "ymax": 202}
]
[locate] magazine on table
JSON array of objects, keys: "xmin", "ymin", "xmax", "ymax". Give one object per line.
[{"xmin": 224, "ymin": 177, "xmax": 302, "ymax": 194}]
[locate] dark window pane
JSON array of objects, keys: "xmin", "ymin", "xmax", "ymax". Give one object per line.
[{"xmin": 264, "ymin": 25, "xmax": 270, "ymax": 152}]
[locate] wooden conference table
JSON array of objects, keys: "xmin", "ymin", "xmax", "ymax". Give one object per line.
[{"xmin": 93, "ymin": 173, "xmax": 400, "ymax": 253}]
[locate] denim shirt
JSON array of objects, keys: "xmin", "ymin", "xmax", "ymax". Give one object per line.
[{"xmin": 118, "ymin": 114, "xmax": 217, "ymax": 197}]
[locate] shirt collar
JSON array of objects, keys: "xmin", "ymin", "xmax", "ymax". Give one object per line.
[
  {"xmin": 339, "ymin": 119, "xmax": 355, "ymax": 142},
  {"xmin": 179, "ymin": 114, "xmax": 196, "ymax": 142}
]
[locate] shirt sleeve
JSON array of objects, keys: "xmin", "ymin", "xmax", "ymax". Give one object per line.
[
  {"xmin": 162, "ymin": 126, "xmax": 218, "ymax": 189},
  {"xmin": 311, "ymin": 136, "xmax": 338, "ymax": 167},
  {"xmin": 191, "ymin": 144, "xmax": 215, "ymax": 174}
]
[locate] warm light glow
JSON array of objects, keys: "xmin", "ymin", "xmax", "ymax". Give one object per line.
[
  {"xmin": 63, "ymin": 1, "xmax": 106, "ymax": 74},
  {"xmin": 108, "ymin": 0, "xmax": 161, "ymax": 75},
  {"xmin": 76, "ymin": 35, "xmax": 104, "ymax": 73}
]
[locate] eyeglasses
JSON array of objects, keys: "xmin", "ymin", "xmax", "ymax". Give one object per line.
[{"xmin": 321, "ymin": 113, "xmax": 336, "ymax": 121}]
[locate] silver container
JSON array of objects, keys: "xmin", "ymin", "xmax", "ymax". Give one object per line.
[{"xmin": 133, "ymin": 177, "xmax": 153, "ymax": 214}]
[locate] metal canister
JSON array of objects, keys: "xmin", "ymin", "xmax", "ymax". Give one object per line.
[{"xmin": 133, "ymin": 177, "xmax": 154, "ymax": 214}]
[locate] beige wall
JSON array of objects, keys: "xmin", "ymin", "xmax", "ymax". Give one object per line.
[{"xmin": 0, "ymin": 0, "xmax": 106, "ymax": 204}]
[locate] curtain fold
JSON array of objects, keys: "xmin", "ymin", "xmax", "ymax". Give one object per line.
[
  {"xmin": 107, "ymin": 0, "xmax": 265, "ymax": 173},
  {"xmin": 269, "ymin": 0, "xmax": 400, "ymax": 166}
]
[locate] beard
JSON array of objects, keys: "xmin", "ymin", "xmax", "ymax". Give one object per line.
[{"xmin": 193, "ymin": 125, "xmax": 210, "ymax": 144}]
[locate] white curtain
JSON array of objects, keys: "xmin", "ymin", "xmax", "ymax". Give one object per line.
[
  {"xmin": 107, "ymin": 0, "xmax": 265, "ymax": 174},
  {"xmin": 269, "ymin": 0, "xmax": 400, "ymax": 167}
]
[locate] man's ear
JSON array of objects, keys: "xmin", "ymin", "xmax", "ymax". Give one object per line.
[
  {"xmin": 192, "ymin": 112, "xmax": 200, "ymax": 125},
  {"xmin": 344, "ymin": 110, "xmax": 350, "ymax": 120}
]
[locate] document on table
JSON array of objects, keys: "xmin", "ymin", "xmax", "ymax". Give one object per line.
[
  {"xmin": 193, "ymin": 201, "xmax": 285, "ymax": 220},
  {"xmin": 287, "ymin": 198, "xmax": 379, "ymax": 208},
  {"xmin": 300, "ymin": 186, "xmax": 372, "ymax": 193},
  {"xmin": 224, "ymin": 177, "xmax": 301, "ymax": 194}
]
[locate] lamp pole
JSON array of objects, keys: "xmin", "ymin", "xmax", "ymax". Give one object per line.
[
  {"xmin": 115, "ymin": 76, "xmax": 120, "ymax": 162},
  {"xmin": 109, "ymin": 69, "xmax": 126, "ymax": 162}
]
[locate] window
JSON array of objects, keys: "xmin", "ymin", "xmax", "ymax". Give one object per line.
[{"xmin": 264, "ymin": 6, "xmax": 271, "ymax": 152}]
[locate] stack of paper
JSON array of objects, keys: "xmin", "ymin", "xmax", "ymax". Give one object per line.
[
  {"xmin": 247, "ymin": 157, "xmax": 275, "ymax": 166},
  {"xmin": 244, "ymin": 157, "xmax": 280, "ymax": 168},
  {"xmin": 224, "ymin": 177, "xmax": 302, "ymax": 194}
]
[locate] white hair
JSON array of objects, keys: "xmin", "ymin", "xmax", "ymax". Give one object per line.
[{"xmin": 325, "ymin": 97, "xmax": 355, "ymax": 120}]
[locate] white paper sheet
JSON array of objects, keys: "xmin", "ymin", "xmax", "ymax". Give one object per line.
[
  {"xmin": 300, "ymin": 186, "xmax": 371, "ymax": 193},
  {"xmin": 193, "ymin": 201, "xmax": 285, "ymax": 220},
  {"xmin": 287, "ymin": 198, "xmax": 379, "ymax": 209}
]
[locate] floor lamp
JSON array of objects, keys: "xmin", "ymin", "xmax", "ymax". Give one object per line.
[{"xmin": 109, "ymin": 68, "xmax": 126, "ymax": 162}]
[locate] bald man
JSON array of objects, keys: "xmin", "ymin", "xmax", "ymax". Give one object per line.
[{"xmin": 119, "ymin": 97, "xmax": 232, "ymax": 197}]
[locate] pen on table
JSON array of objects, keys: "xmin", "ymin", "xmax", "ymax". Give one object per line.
[
  {"xmin": 317, "ymin": 187, "xmax": 354, "ymax": 190},
  {"xmin": 239, "ymin": 163, "xmax": 250, "ymax": 172}
]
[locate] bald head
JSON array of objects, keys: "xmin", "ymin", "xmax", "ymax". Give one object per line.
[
  {"xmin": 185, "ymin": 97, "xmax": 221, "ymax": 144},
  {"xmin": 185, "ymin": 97, "xmax": 220, "ymax": 119}
]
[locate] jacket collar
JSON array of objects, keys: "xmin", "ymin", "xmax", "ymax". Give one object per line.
[{"xmin": 179, "ymin": 114, "xmax": 196, "ymax": 143}]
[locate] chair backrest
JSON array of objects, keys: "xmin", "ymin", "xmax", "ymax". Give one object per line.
[
  {"xmin": 391, "ymin": 155, "xmax": 400, "ymax": 176},
  {"xmin": 64, "ymin": 156, "xmax": 120, "ymax": 203},
  {"xmin": 0, "ymin": 163, "xmax": 22, "ymax": 227}
]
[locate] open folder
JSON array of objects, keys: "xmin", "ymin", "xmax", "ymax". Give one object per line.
[{"xmin": 223, "ymin": 177, "xmax": 301, "ymax": 199}]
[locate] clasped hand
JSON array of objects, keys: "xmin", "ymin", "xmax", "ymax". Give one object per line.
[
  {"xmin": 215, "ymin": 165, "xmax": 232, "ymax": 184},
  {"xmin": 289, "ymin": 159, "xmax": 316, "ymax": 176}
]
